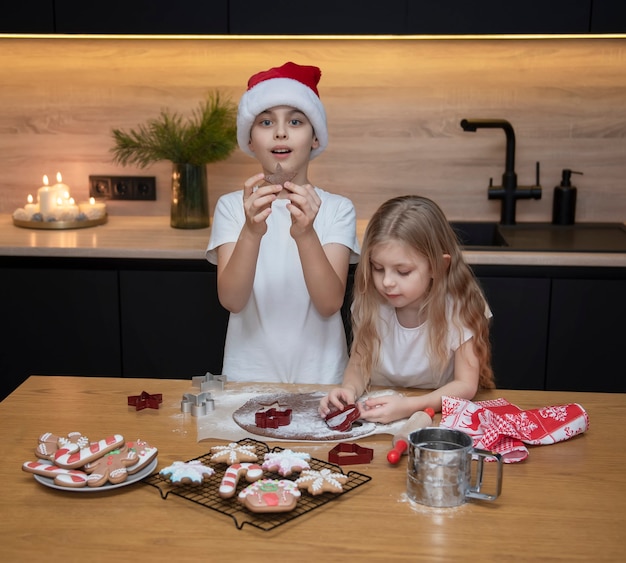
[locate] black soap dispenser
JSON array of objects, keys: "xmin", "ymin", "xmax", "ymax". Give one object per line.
[{"xmin": 552, "ymin": 169, "xmax": 582, "ymax": 225}]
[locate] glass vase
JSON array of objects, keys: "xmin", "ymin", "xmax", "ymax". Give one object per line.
[{"xmin": 170, "ymin": 163, "xmax": 210, "ymax": 229}]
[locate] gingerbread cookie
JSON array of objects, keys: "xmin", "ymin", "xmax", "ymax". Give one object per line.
[
  {"xmin": 22, "ymin": 460, "xmax": 89, "ymax": 488},
  {"xmin": 264, "ymin": 163, "xmax": 296, "ymax": 186},
  {"xmin": 36, "ymin": 432, "xmax": 89, "ymax": 461},
  {"xmin": 218, "ymin": 462, "xmax": 264, "ymax": 499},
  {"xmin": 124, "ymin": 438, "xmax": 158, "ymax": 475},
  {"xmin": 261, "ymin": 449, "xmax": 311, "ymax": 477},
  {"xmin": 52, "ymin": 472, "xmax": 90, "ymax": 488},
  {"xmin": 83, "ymin": 445, "xmax": 140, "ymax": 487},
  {"xmin": 54, "ymin": 434, "xmax": 125, "ymax": 469},
  {"xmin": 238, "ymin": 479, "xmax": 301, "ymax": 513},
  {"xmin": 295, "ymin": 468, "xmax": 349, "ymax": 495},
  {"xmin": 159, "ymin": 460, "xmax": 215, "ymax": 485},
  {"xmin": 209, "ymin": 442, "xmax": 258, "ymax": 464}
]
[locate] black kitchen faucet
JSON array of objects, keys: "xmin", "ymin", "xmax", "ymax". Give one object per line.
[{"xmin": 460, "ymin": 118, "xmax": 542, "ymax": 225}]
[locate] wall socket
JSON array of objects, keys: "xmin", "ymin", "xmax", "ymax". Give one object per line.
[{"xmin": 89, "ymin": 175, "xmax": 156, "ymax": 201}]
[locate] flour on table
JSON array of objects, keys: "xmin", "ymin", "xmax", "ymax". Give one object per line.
[{"xmin": 195, "ymin": 386, "xmax": 404, "ymax": 443}]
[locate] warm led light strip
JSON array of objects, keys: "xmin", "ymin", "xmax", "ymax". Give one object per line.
[{"xmin": 1, "ymin": 33, "xmax": 626, "ymax": 40}]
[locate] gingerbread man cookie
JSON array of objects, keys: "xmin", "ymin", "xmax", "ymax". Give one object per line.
[{"xmin": 83, "ymin": 445, "xmax": 139, "ymax": 487}]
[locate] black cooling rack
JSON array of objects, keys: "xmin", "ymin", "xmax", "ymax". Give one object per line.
[{"xmin": 143, "ymin": 438, "xmax": 371, "ymax": 531}]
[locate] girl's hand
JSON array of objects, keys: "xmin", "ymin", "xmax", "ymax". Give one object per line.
[
  {"xmin": 242, "ymin": 172, "xmax": 281, "ymax": 235},
  {"xmin": 319, "ymin": 387, "xmax": 358, "ymax": 417},
  {"xmin": 282, "ymin": 181, "xmax": 321, "ymax": 239},
  {"xmin": 358, "ymin": 394, "xmax": 413, "ymax": 424}
]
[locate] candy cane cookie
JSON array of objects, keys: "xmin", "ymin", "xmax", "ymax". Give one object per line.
[
  {"xmin": 218, "ymin": 462, "xmax": 264, "ymax": 498},
  {"xmin": 54, "ymin": 434, "xmax": 125, "ymax": 469},
  {"xmin": 22, "ymin": 460, "xmax": 89, "ymax": 488}
]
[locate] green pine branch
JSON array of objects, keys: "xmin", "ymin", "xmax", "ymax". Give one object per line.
[{"xmin": 111, "ymin": 92, "xmax": 238, "ymax": 168}]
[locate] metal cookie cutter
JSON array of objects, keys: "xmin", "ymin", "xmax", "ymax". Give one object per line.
[
  {"xmin": 181, "ymin": 392, "xmax": 215, "ymax": 417},
  {"xmin": 255, "ymin": 407, "xmax": 293, "ymax": 429},
  {"xmin": 128, "ymin": 391, "xmax": 163, "ymax": 411},
  {"xmin": 192, "ymin": 372, "xmax": 227, "ymax": 393},
  {"xmin": 328, "ymin": 443, "xmax": 374, "ymax": 466},
  {"xmin": 324, "ymin": 403, "xmax": 361, "ymax": 432}
]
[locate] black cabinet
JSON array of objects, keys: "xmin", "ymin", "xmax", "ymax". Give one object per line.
[
  {"xmin": 0, "ymin": 262, "xmax": 122, "ymax": 401},
  {"xmin": 119, "ymin": 268, "xmax": 228, "ymax": 379},
  {"xmin": 2, "ymin": 256, "xmax": 623, "ymax": 401},
  {"xmin": 547, "ymin": 278, "xmax": 626, "ymax": 392},
  {"xmin": 479, "ymin": 277, "xmax": 550, "ymax": 390},
  {"xmin": 6, "ymin": 0, "xmax": 624, "ymax": 34},
  {"xmin": 54, "ymin": 0, "xmax": 228, "ymax": 34},
  {"xmin": 590, "ymin": 0, "xmax": 626, "ymax": 32},
  {"xmin": 229, "ymin": 0, "xmax": 406, "ymax": 35},
  {"xmin": 407, "ymin": 1, "xmax": 591, "ymax": 34},
  {"xmin": 1, "ymin": 1, "xmax": 54, "ymax": 33}
]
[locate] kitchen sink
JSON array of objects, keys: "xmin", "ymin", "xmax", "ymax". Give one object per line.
[
  {"xmin": 449, "ymin": 222, "xmax": 508, "ymax": 248},
  {"xmin": 449, "ymin": 221, "xmax": 626, "ymax": 252}
]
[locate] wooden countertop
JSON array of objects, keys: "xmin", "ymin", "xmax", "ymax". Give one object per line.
[
  {"xmin": 1, "ymin": 214, "xmax": 625, "ymax": 267},
  {"xmin": 1, "ymin": 376, "xmax": 625, "ymax": 562}
]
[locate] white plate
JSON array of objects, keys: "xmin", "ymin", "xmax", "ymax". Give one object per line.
[{"xmin": 33, "ymin": 457, "xmax": 157, "ymax": 492}]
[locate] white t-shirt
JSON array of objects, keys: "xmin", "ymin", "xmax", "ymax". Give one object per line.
[
  {"xmin": 206, "ymin": 188, "xmax": 360, "ymax": 384},
  {"xmin": 370, "ymin": 301, "xmax": 477, "ymax": 389}
]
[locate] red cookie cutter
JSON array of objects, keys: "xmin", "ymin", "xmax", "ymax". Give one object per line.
[
  {"xmin": 324, "ymin": 404, "xmax": 361, "ymax": 432},
  {"xmin": 328, "ymin": 443, "xmax": 374, "ymax": 466},
  {"xmin": 255, "ymin": 408, "xmax": 293, "ymax": 429},
  {"xmin": 128, "ymin": 391, "xmax": 162, "ymax": 411}
]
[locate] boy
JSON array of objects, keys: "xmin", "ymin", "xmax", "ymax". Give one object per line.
[{"xmin": 206, "ymin": 61, "xmax": 360, "ymax": 384}]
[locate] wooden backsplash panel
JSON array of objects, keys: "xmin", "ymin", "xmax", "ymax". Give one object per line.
[{"xmin": 0, "ymin": 37, "xmax": 624, "ymax": 224}]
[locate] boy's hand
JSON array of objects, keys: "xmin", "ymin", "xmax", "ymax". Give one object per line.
[
  {"xmin": 242, "ymin": 172, "xmax": 281, "ymax": 235},
  {"xmin": 282, "ymin": 181, "xmax": 321, "ymax": 239}
]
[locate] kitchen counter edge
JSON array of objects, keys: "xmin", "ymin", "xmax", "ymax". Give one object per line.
[{"xmin": 1, "ymin": 215, "xmax": 624, "ymax": 267}]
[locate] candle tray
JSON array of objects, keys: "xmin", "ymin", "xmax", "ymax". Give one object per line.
[
  {"xmin": 143, "ymin": 438, "xmax": 372, "ymax": 531},
  {"xmin": 13, "ymin": 215, "xmax": 108, "ymax": 230}
]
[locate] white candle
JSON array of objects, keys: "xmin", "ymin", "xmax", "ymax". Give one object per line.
[
  {"xmin": 37, "ymin": 175, "xmax": 56, "ymax": 215},
  {"xmin": 52, "ymin": 172, "xmax": 70, "ymax": 203},
  {"xmin": 58, "ymin": 196, "xmax": 79, "ymax": 221},
  {"xmin": 79, "ymin": 197, "xmax": 107, "ymax": 220},
  {"xmin": 24, "ymin": 194, "xmax": 39, "ymax": 216},
  {"xmin": 23, "ymin": 194, "xmax": 39, "ymax": 219}
]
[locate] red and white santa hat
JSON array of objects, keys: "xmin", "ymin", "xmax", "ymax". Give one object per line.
[{"xmin": 237, "ymin": 61, "xmax": 328, "ymax": 160}]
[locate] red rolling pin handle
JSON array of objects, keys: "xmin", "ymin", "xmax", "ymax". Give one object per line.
[
  {"xmin": 386, "ymin": 440, "xmax": 408, "ymax": 464},
  {"xmin": 386, "ymin": 408, "xmax": 435, "ymax": 465}
]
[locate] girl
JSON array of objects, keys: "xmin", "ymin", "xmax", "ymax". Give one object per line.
[{"xmin": 319, "ymin": 195, "xmax": 494, "ymax": 423}]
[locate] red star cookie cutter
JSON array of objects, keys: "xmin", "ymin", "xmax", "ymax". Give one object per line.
[
  {"xmin": 255, "ymin": 407, "xmax": 293, "ymax": 429},
  {"xmin": 328, "ymin": 443, "xmax": 374, "ymax": 466},
  {"xmin": 324, "ymin": 403, "xmax": 361, "ymax": 432},
  {"xmin": 128, "ymin": 391, "xmax": 162, "ymax": 411}
]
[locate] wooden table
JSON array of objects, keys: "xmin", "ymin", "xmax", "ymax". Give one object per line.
[{"xmin": 1, "ymin": 376, "xmax": 624, "ymax": 562}]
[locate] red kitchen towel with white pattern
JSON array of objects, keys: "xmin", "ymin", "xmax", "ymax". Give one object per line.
[{"xmin": 439, "ymin": 396, "xmax": 589, "ymax": 463}]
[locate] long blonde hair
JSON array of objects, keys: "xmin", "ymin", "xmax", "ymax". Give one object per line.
[{"xmin": 352, "ymin": 195, "xmax": 494, "ymax": 389}]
